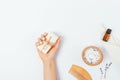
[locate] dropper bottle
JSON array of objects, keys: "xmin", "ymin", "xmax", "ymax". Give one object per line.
[{"xmin": 103, "ymin": 29, "xmax": 112, "ymax": 42}]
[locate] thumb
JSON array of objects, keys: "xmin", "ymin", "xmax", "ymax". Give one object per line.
[{"xmin": 49, "ymin": 37, "xmax": 61, "ymax": 55}]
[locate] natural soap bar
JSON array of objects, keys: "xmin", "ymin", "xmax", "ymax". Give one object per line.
[{"xmin": 38, "ymin": 33, "xmax": 59, "ymax": 54}]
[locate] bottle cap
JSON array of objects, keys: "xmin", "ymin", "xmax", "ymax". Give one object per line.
[{"xmin": 106, "ymin": 29, "xmax": 112, "ymax": 34}]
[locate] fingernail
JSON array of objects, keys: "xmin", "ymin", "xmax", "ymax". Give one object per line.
[
  {"xmin": 36, "ymin": 42, "xmax": 40, "ymax": 46},
  {"xmin": 40, "ymin": 41, "xmax": 43, "ymax": 45},
  {"xmin": 41, "ymin": 37, "xmax": 46, "ymax": 41},
  {"xmin": 43, "ymin": 32, "xmax": 48, "ymax": 36}
]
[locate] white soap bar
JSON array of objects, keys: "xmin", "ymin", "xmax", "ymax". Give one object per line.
[
  {"xmin": 42, "ymin": 44, "xmax": 51, "ymax": 54},
  {"xmin": 46, "ymin": 33, "xmax": 59, "ymax": 45},
  {"xmin": 37, "ymin": 33, "xmax": 58, "ymax": 54},
  {"xmin": 37, "ymin": 42, "xmax": 46, "ymax": 51},
  {"xmin": 38, "ymin": 42, "xmax": 51, "ymax": 54}
]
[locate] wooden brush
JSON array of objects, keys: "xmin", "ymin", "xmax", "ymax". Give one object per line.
[{"xmin": 69, "ymin": 65, "xmax": 92, "ymax": 80}]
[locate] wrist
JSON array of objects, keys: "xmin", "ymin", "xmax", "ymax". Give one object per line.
[{"xmin": 43, "ymin": 59, "xmax": 55, "ymax": 65}]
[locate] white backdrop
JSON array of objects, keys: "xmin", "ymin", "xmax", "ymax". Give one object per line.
[{"xmin": 0, "ymin": 0, "xmax": 120, "ymax": 80}]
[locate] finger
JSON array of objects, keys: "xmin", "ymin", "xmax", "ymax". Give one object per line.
[
  {"xmin": 35, "ymin": 43, "xmax": 45, "ymax": 57},
  {"xmin": 48, "ymin": 37, "xmax": 61, "ymax": 57},
  {"xmin": 39, "ymin": 32, "xmax": 48, "ymax": 41},
  {"xmin": 54, "ymin": 37, "xmax": 61, "ymax": 50},
  {"xmin": 37, "ymin": 39, "xmax": 43, "ymax": 45},
  {"xmin": 40, "ymin": 41, "xmax": 43, "ymax": 45},
  {"xmin": 38, "ymin": 36, "xmax": 45, "ymax": 45},
  {"xmin": 35, "ymin": 42, "xmax": 40, "ymax": 47},
  {"xmin": 50, "ymin": 37, "xmax": 61, "ymax": 52},
  {"xmin": 43, "ymin": 32, "xmax": 48, "ymax": 37},
  {"xmin": 37, "ymin": 48, "xmax": 44, "ymax": 58},
  {"xmin": 41, "ymin": 36, "xmax": 46, "ymax": 41},
  {"xmin": 38, "ymin": 34, "xmax": 44, "ymax": 41},
  {"xmin": 38, "ymin": 37, "xmax": 41, "ymax": 41}
]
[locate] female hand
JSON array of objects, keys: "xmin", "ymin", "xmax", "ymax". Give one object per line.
[{"xmin": 35, "ymin": 32, "xmax": 61, "ymax": 63}]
